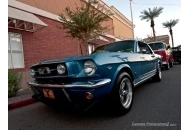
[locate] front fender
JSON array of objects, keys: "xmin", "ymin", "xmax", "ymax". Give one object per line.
[{"xmin": 108, "ymin": 64, "xmax": 134, "ymax": 91}]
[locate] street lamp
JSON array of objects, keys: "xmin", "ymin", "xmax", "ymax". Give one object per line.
[{"xmin": 129, "ymin": 0, "xmax": 135, "ymax": 39}]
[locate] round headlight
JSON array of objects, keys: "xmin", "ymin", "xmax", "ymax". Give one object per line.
[
  {"xmin": 30, "ymin": 69, "xmax": 35, "ymax": 77},
  {"xmin": 57, "ymin": 64, "xmax": 66, "ymax": 74},
  {"xmin": 83, "ymin": 61, "xmax": 96, "ymax": 76}
]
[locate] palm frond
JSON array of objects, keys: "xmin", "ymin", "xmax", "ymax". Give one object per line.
[
  {"xmin": 151, "ymin": 7, "xmax": 164, "ymax": 18},
  {"xmin": 162, "ymin": 19, "xmax": 179, "ymax": 29},
  {"xmin": 139, "ymin": 10, "xmax": 151, "ymax": 21},
  {"xmin": 139, "ymin": 9, "xmax": 151, "ymax": 21},
  {"xmin": 139, "ymin": 6, "xmax": 164, "ymax": 21}
]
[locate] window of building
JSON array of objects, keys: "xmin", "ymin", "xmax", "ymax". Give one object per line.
[
  {"xmin": 8, "ymin": 33, "xmax": 24, "ymax": 69},
  {"xmin": 88, "ymin": 44, "xmax": 95, "ymax": 54}
]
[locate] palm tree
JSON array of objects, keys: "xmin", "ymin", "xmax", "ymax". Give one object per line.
[
  {"xmin": 162, "ymin": 19, "xmax": 179, "ymax": 47},
  {"xmin": 139, "ymin": 7, "xmax": 164, "ymax": 41}
]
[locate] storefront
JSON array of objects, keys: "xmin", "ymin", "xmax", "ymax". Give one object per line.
[
  {"xmin": 8, "ymin": 6, "xmax": 48, "ymax": 69},
  {"xmin": 8, "ymin": 0, "xmax": 114, "ymax": 89}
]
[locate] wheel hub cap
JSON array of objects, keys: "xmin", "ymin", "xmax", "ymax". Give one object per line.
[{"xmin": 119, "ymin": 78, "xmax": 133, "ymax": 109}]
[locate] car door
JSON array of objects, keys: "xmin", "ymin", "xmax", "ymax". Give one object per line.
[
  {"xmin": 138, "ymin": 42, "xmax": 155, "ymax": 79},
  {"xmin": 131, "ymin": 41, "xmax": 143, "ymax": 84}
]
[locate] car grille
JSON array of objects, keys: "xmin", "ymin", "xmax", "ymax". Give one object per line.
[{"xmin": 31, "ymin": 63, "xmax": 68, "ymax": 77}]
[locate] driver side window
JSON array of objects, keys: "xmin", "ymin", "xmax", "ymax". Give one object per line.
[
  {"xmin": 138, "ymin": 42, "xmax": 151, "ymax": 54},
  {"xmin": 137, "ymin": 43, "xmax": 141, "ymax": 53}
]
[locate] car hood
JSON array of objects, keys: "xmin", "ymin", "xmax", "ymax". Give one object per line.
[
  {"xmin": 33, "ymin": 52, "xmax": 137, "ymax": 67},
  {"xmin": 153, "ymin": 50, "xmax": 165, "ymax": 56},
  {"xmin": 38, "ymin": 55, "xmax": 93, "ymax": 64}
]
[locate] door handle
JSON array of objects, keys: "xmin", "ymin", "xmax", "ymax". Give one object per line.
[
  {"xmin": 151, "ymin": 55, "xmax": 155, "ymax": 58},
  {"xmin": 141, "ymin": 57, "xmax": 145, "ymax": 59}
]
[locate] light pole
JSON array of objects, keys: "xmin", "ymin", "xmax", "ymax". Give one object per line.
[{"xmin": 129, "ymin": 0, "xmax": 135, "ymax": 39}]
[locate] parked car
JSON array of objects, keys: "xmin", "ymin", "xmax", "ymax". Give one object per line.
[
  {"xmin": 172, "ymin": 45, "xmax": 181, "ymax": 64},
  {"xmin": 28, "ymin": 40, "xmax": 162, "ymax": 115},
  {"xmin": 148, "ymin": 41, "xmax": 174, "ymax": 70}
]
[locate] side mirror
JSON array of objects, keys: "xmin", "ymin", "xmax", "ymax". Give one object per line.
[{"xmin": 167, "ymin": 46, "xmax": 171, "ymax": 50}]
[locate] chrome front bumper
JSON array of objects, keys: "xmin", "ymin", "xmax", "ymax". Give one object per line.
[{"xmin": 28, "ymin": 79, "xmax": 111, "ymax": 89}]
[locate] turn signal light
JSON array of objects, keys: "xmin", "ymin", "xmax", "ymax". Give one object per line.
[{"xmin": 85, "ymin": 92, "xmax": 93, "ymax": 99}]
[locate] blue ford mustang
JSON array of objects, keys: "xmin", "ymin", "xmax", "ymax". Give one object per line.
[{"xmin": 28, "ymin": 40, "xmax": 162, "ymax": 115}]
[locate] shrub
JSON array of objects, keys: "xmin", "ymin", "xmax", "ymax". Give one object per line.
[{"xmin": 8, "ymin": 70, "xmax": 22, "ymax": 97}]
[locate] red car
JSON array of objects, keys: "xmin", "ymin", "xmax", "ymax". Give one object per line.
[{"xmin": 148, "ymin": 42, "xmax": 174, "ymax": 70}]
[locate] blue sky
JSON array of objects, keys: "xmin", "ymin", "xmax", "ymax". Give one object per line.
[{"xmin": 104, "ymin": 0, "xmax": 181, "ymax": 47}]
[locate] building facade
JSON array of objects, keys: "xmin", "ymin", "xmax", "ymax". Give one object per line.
[
  {"xmin": 8, "ymin": 0, "xmax": 133, "ymax": 89},
  {"xmin": 143, "ymin": 35, "xmax": 170, "ymax": 45},
  {"xmin": 111, "ymin": 6, "xmax": 133, "ymax": 41}
]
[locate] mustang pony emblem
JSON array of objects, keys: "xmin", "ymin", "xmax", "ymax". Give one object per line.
[{"xmin": 38, "ymin": 67, "xmax": 51, "ymax": 75}]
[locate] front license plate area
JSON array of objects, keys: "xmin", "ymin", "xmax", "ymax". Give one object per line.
[{"xmin": 42, "ymin": 89, "xmax": 55, "ymax": 99}]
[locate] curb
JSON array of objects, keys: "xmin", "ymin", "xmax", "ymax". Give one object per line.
[{"xmin": 8, "ymin": 98, "xmax": 37, "ymax": 111}]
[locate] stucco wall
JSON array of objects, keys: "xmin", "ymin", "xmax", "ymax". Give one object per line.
[{"xmin": 113, "ymin": 17, "xmax": 133, "ymax": 40}]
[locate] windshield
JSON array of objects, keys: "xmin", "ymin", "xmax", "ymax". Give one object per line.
[
  {"xmin": 148, "ymin": 43, "xmax": 165, "ymax": 50},
  {"xmin": 92, "ymin": 40, "xmax": 135, "ymax": 54}
]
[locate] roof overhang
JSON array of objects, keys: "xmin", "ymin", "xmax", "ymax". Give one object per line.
[
  {"xmin": 89, "ymin": 36, "xmax": 109, "ymax": 44},
  {"xmin": 8, "ymin": 6, "xmax": 47, "ymax": 32},
  {"xmin": 99, "ymin": 36, "xmax": 109, "ymax": 42}
]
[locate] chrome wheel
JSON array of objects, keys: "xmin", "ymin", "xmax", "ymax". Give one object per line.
[
  {"xmin": 119, "ymin": 78, "xmax": 133, "ymax": 109},
  {"xmin": 153, "ymin": 63, "xmax": 162, "ymax": 82}
]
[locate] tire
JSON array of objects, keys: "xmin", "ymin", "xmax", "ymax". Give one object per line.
[
  {"xmin": 111, "ymin": 72, "xmax": 134, "ymax": 115},
  {"xmin": 170, "ymin": 60, "xmax": 174, "ymax": 67},
  {"xmin": 153, "ymin": 63, "xmax": 162, "ymax": 82},
  {"xmin": 165, "ymin": 62, "xmax": 170, "ymax": 70}
]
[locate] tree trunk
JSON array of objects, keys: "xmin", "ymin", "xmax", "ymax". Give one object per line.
[
  {"xmin": 150, "ymin": 20, "xmax": 156, "ymax": 41},
  {"xmin": 79, "ymin": 43, "xmax": 83, "ymax": 55},
  {"xmin": 152, "ymin": 26, "xmax": 156, "ymax": 41},
  {"xmin": 169, "ymin": 29, "xmax": 174, "ymax": 47}
]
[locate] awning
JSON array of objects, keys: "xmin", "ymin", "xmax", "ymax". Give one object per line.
[{"xmin": 8, "ymin": 6, "xmax": 47, "ymax": 32}]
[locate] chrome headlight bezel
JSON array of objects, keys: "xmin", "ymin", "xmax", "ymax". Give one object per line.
[
  {"xmin": 83, "ymin": 60, "xmax": 96, "ymax": 76},
  {"xmin": 57, "ymin": 64, "xmax": 66, "ymax": 75},
  {"xmin": 30, "ymin": 69, "xmax": 35, "ymax": 77}
]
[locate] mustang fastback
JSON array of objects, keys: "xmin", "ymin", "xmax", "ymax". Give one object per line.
[{"xmin": 28, "ymin": 40, "xmax": 162, "ymax": 115}]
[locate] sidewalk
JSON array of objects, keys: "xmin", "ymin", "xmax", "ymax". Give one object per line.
[{"xmin": 8, "ymin": 88, "xmax": 37, "ymax": 111}]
